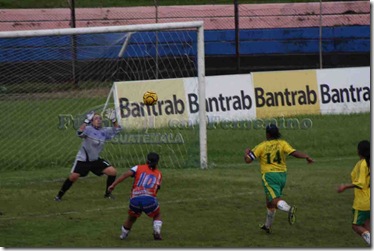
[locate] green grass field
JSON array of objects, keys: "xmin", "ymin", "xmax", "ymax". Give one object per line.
[{"xmin": 0, "ymin": 112, "xmax": 370, "ymax": 248}]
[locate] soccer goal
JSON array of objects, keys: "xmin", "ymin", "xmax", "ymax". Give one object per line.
[{"xmin": 0, "ymin": 21, "xmax": 207, "ymax": 170}]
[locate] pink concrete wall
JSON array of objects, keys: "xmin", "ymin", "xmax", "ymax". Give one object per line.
[{"xmin": 0, "ymin": 1, "xmax": 370, "ymax": 31}]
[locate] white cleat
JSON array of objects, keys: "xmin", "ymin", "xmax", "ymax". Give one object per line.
[{"xmin": 120, "ymin": 226, "xmax": 129, "ymax": 240}]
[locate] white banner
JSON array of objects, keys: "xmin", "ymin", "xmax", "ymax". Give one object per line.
[
  {"xmin": 184, "ymin": 74, "xmax": 256, "ymax": 125},
  {"xmin": 316, "ymin": 67, "xmax": 370, "ymax": 114}
]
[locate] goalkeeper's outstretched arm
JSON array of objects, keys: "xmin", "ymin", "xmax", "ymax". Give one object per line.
[
  {"xmin": 105, "ymin": 108, "xmax": 121, "ymax": 129},
  {"xmin": 77, "ymin": 111, "xmax": 95, "ymax": 138},
  {"xmin": 77, "ymin": 123, "xmax": 87, "ymax": 138}
]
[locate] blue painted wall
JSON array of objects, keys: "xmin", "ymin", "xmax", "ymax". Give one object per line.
[
  {"xmin": 0, "ymin": 25, "xmax": 369, "ymax": 62},
  {"xmin": 206, "ymin": 26, "xmax": 370, "ymax": 55}
]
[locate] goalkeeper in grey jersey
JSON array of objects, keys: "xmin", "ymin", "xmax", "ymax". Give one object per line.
[{"xmin": 55, "ymin": 110, "xmax": 121, "ymax": 201}]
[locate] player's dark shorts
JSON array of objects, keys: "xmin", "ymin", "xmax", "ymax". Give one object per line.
[
  {"xmin": 352, "ymin": 209, "xmax": 370, "ymax": 225},
  {"xmin": 128, "ymin": 196, "xmax": 160, "ymax": 218},
  {"xmin": 71, "ymin": 158, "xmax": 111, "ymax": 177},
  {"xmin": 261, "ymin": 172, "xmax": 287, "ymax": 202}
]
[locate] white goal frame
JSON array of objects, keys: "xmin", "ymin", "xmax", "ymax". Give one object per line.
[{"xmin": 0, "ymin": 21, "xmax": 207, "ymax": 169}]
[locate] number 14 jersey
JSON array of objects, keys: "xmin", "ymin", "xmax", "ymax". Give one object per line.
[{"xmin": 252, "ymin": 139, "xmax": 296, "ymax": 174}]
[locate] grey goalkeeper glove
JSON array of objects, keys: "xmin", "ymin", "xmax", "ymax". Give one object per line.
[
  {"xmin": 105, "ymin": 108, "xmax": 117, "ymax": 123},
  {"xmin": 84, "ymin": 111, "xmax": 95, "ymax": 124}
]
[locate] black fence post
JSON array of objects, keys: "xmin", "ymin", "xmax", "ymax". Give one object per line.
[
  {"xmin": 69, "ymin": 0, "xmax": 78, "ymax": 87},
  {"xmin": 234, "ymin": 0, "xmax": 240, "ymax": 73},
  {"xmin": 319, "ymin": 0, "xmax": 323, "ymax": 69}
]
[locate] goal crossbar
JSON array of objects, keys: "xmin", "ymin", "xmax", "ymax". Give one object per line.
[{"xmin": 0, "ymin": 21, "xmax": 204, "ymax": 38}]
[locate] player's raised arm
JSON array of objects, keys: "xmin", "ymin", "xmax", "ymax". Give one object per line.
[
  {"xmin": 77, "ymin": 111, "xmax": 95, "ymax": 137},
  {"xmin": 105, "ymin": 108, "xmax": 121, "ymax": 129},
  {"xmin": 290, "ymin": 150, "xmax": 314, "ymax": 164}
]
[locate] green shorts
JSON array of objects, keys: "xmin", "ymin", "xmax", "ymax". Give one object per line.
[
  {"xmin": 352, "ymin": 209, "xmax": 370, "ymax": 225},
  {"xmin": 261, "ymin": 172, "xmax": 287, "ymax": 202}
]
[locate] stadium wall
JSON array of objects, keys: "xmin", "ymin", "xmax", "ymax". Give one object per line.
[{"xmin": 0, "ymin": 25, "xmax": 370, "ymax": 62}]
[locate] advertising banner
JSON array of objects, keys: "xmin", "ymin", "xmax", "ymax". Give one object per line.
[
  {"xmin": 113, "ymin": 67, "xmax": 369, "ymax": 129},
  {"xmin": 316, "ymin": 67, "xmax": 370, "ymax": 114},
  {"xmin": 252, "ymin": 69, "xmax": 321, "ymax": 118},
  {"xmin": 113, "ymin": 78, "xmax": 189, "ymax": 129},
  {"xmin": 184, "ymin": 74, "xmax": 256, "ymax": 125}
]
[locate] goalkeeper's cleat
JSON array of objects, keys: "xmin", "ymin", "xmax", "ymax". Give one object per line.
[
  {"xmin": 288, "ymin": 205, "xmax": 297, "ymax": 225},
  {"xmin": 259, "ymin": 224, "xmax": 271, "ymax": 234},
  {"xmin": 104, "ymin": 193, "xmax": 115, "ymax": 200},
  {"xmin": 153, "ymin": 231, "xmax": 162, "ymax": 240},
  {"xmin": 54, "ymin": 196, "xmax": 62, "ymax": 202},
  {"xmin": 120, "ymin": 226, "xmax": 129, "ymax": 240}
]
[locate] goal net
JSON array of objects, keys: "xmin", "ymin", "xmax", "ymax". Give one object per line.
[{"xmin": 0, "ymin": 21, "xmax": 207, "ymax": 171}]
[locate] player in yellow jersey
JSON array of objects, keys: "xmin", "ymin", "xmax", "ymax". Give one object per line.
[
  {"xmin": 337, "ymin": 140, "xmax": 370, "ymax": 246},
  {"xmin": 244, "ymin": 123, "xmax": 314, "ymax": 233}
]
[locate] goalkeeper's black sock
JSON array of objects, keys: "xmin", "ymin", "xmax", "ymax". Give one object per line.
[
  {"xmin": 105, "ymin": 175, "xmax": 116, "ymax": 195},
  {"xmin": 57, "ymin": 178, "xmax": 73, "ymax": 198}
]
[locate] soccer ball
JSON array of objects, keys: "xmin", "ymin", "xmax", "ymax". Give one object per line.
[{"xmin": 143, "ymin": 91, "xmax": 158, "ymax": 106}]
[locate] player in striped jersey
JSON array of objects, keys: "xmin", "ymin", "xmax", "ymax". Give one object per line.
[
  {"xmin": 337, "ymin": 140, "xmax": 370, "ymax": 246},
  {"xmin": 55, "ymin": 110, "xmax": 121, "ymax": 201},
  {"xmin": 244, "ymin": 123, "xmax": 314, "ymax": 233},
  {"xmin": 108, "ymin": 152, "xmax": 163, "ymax": 240}
]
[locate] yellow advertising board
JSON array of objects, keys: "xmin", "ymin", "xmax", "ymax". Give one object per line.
[
  {"xmin": 252, "ymin": 70, "xmax": 321, "ymax": 118},
  {"xmin": 113, "ymin": 79, "xmax": 189, "ymax": 129}
]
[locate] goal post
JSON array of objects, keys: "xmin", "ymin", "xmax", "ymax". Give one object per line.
[
  {"xmin": 0, "ymin": 21, "xmax": 207, "ymax": 170},
  {"xmin": 197, "ymin": 25, "xmax": 207, "ymax": 169}
]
